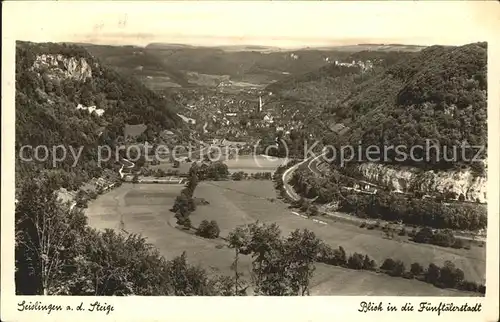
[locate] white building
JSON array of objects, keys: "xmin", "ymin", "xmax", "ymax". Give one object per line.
[
  {"xmin": 76, "ymin": 104, "xmax": 105, "ymax": 116},
  {"xmin": 263, "ymin": 114, "xmax": 274, "ymax": 124}
]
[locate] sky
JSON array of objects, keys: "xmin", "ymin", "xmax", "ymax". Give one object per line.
[{"xmin": 4, "ymin": 1, "xmax": 499, "ymax": 48}]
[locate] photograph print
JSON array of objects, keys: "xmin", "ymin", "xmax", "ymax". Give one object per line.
[{"xmin": 10, "ymin": 1, "xmax": 492, "ymax": 299}]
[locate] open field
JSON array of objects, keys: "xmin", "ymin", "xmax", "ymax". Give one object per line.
[
  {"xmin": 150, "ymin": 161, "xmax": 193, "ymax": 174},
  {"xmin": 150, "ymin": 155, "xmax": 287, "ymax": 174},
  {"xmin": 85, "ymin": 183, "xmax": 243, "ymax": 277},
  {"xmin": 192, "ymin": 181, "xmax": 486, "ymax": 284},
  {"xmin": 85, "ymin": 181, "xmax": 485, "ymax": 295},
  {"xmin": 225, "ymin": 155, "xmax": 288, "ymax": 173},
  {"xmin": 310, "ymin": 264, "xmax": 476, "ymax": 296}
]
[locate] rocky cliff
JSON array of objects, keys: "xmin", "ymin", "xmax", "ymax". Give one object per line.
[
  {"xmin": 31, "ymin": 54, "xmax": 94, "ymax": 81},
  {"xmin": 16, "ymin": 41, "xmax": 183, "ymax": 191},
  {"xmin": 355, "ymin": 163, "xmax": 487, "ymax": 203}
]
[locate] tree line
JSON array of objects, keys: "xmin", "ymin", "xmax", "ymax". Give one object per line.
[
  {"xmin": 171, "ymin": 161, "xmax": 230, "ymax": 229},
  {"xmin": 338, "ymin": 191, "xmax": 486, "ymax": 231},
  {"xmin": 231, "ymin": 171, "xmax": 272, "ymax": 181},
  {"xmin": 290, "ymin": 167, "xmax": 486, "ymax": 232}
]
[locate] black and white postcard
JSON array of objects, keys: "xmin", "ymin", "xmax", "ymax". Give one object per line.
[{"xmin": 2, "ymin": 1, "xmax": 499, "ymax": 321}]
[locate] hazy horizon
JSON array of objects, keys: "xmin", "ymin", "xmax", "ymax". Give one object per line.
[
  {"xmin": 17, "ymin": 39, "xmax": 434, "ymax": 51},
  {"xmin": 6, "ymin": 1, "xmax": 496, "ymax": 49}
]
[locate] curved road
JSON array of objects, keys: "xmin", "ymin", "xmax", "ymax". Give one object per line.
[
  {"xmin": 282, "ymin": 157, "xmax": 314, "ymax": 201},
  {"xmin": 282, "ymin": 150, "xmax": 329, "ymax": 201}
]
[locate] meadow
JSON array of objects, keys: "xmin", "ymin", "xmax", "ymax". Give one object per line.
[
  {"xmin": 224, "ymin": 155, "xmax": 288, "ymax": 173},
  {"xmin": 85, "ymin": 180, "xmax": 485, "ymax": 296},
  {"xmin": 149, "ymin": 155, "xmax": 287, "ymax": 175},
  {"xmin": 192, "ymin": 181, "xmax": 486, "ymax": 285}
]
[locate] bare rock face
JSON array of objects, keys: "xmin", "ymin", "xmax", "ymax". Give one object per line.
[
  {"xmin": 356, "ymin": 163, "xmax": 487, "ymax": 203},
  {"xmin": 31, "ymin": 54, "xmax": 93, "ymax": 81}
]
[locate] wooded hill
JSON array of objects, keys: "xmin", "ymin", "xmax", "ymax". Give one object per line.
[
  {"xmin": 15, "ymin": 41, "xmax": 184, "ymax": 190},
  {"xmin": 267, "ymin": 43, "xmax": 487, "ymax": 173}
]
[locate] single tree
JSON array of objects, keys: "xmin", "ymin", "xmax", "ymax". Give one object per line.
[{"xmin": 410, "ymin": 262, "xmax": 424, "ymax": 277}]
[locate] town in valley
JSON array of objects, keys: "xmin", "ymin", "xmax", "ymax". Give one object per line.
[{"xmin": 15, "ymin": 37, "xmax": 488, "ymax": 297}]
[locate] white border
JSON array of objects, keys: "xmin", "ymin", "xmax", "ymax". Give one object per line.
[{"xmin": 2, "ymin": 1, "xmax": 499, "ymax": 322}]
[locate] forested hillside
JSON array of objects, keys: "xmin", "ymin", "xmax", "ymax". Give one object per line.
[
  {"xmin": 266, "ymin": 51, "xmax": 417, "ymax": 102},
  {"xmin": 337, "ymin": 42, "xmax": 487, "ymax": 172},
  {"xmin": 269, "ymin": 42, "xmax": 487, "ymax": 173},
  {"xmin": 83, "ymin": 44, "xmax": 192, "ymax": 87},
  {"xmin": 15, "ymin": 41, "xmax": 183, "ymax": 190}
]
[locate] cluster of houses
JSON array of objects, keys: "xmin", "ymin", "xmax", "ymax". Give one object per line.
[
  {"xmin": 76, "ymin": 103, "xmax": 105, "ymax": 117},
  {"xmin": 332, "ymin": 59, "xmax": 374, "ymax": 72},
  {"xmin": 328, "ymin": 122, "xmax": 351, "ymax": 136},
  {"xmin": 342, "ymin": 181, "xmax": 379, "ymax": 195}
]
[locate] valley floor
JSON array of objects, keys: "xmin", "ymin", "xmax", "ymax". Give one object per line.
[{"xmin": 85, "ymin": 180, "xmax": 485, "ymax": 296}]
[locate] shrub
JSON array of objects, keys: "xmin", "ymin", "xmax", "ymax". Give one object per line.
[
  {"xmin": 179, "ymin": 217, "xmax": 192, "ymax": 230},
  {"xmin": 75, "ymin": 190, "xmax": 89, "ymax": 208},
  {"xmin": 390, "ymin": 260, "xmax": 406, "ymax": 277},
  {"xmin": 424, "ymin": 263, "xmax": 441, "ymax": 284},
  {"xmin": 410, "ymin": 262, "xmax": 424, "ymax": 277},
  {"xmin": 431, "ymin": 229, "xmax": 455, "ymax": 247},
  {"xmin": 362, "ymin": 255, "xmax": 377, "ymax": 271},
  {"xmin": 231, "ymin": 171, "xmax": 244, "ymax": 181},
  {"xmin": 88, "ymin": 190, "xmax": 98, "ymax": 200},
  {"xmin": 316, "ymin": 243, "xmax": 336, "ymax": 265},
  {"xmin": 413, "ymin": 227, "xmax": 434, "ymax": 243},
  {"xmin": 380, "ymin": 258, "xmax": 396, "ymax": 271},
  {"xmin": 337, "ymin": 246, "xmax": 347, "ymax": 266},
  {"xmin": 380, "ymin": 258, "xmax": 405, "ymax": 277},
  {"xmin": 196, "ymin": 220, "xmax": 220, "ymax": 239},
  {"xmin": 438, "ymin": 261, "xmax": 465, "ymax": 288},
  {"xmin": 402, "ymin": 271, "xmax": 414, "ymax": 279},
  {"xmin": 457, "ymin": 281, "xmax": 479, "ymax": 292},
  {"xmin": 347, "ymin": 253, "xmax": 365, "ymax": 270}
]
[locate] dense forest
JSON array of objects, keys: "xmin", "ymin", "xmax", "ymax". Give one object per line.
[
  {"xmin": 265, "ymin": 51, "xmax": 417, "ymax": 110},
  {"xmin": 339, "ymin": 43, "xmax": 487, "ymax": 171},
  {"xmin": 269, "ymin": 43, "xmax": 488, "ymax": 173},
  {"xmin": 15, "ymin": 41, "xmax": 183, "ymax": 190}
]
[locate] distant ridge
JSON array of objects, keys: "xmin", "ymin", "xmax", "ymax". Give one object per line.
[{"xmin": 146, "ymin": 42, "xmax": 427, "ymax": 52}]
